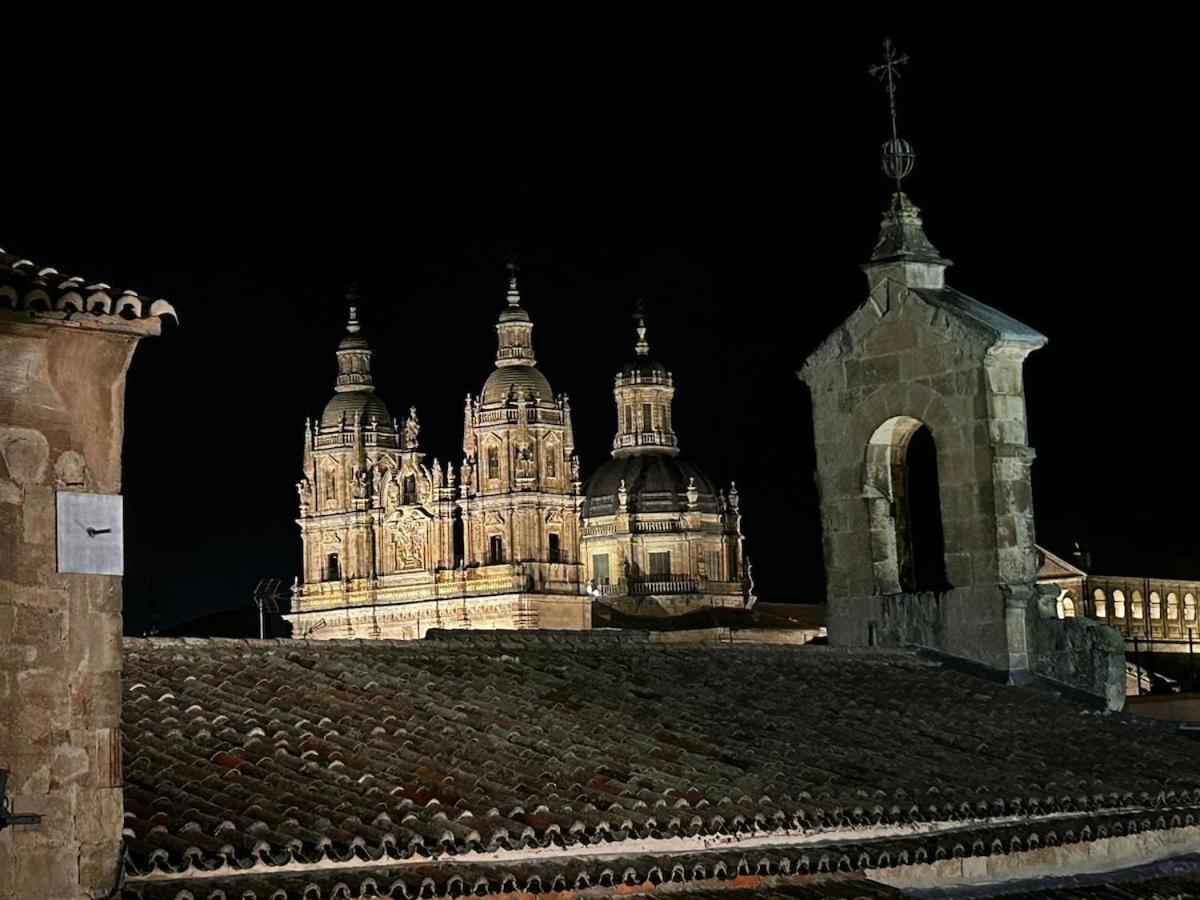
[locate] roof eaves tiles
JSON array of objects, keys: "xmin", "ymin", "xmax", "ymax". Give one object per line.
[{"xmin": 119, "ymin": 634, "xmax": 1200, "ymax": 892}]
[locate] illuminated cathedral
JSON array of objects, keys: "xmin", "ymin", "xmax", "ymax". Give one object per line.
[{"xmin": 286, "ymin": 266, "xmax": 751, "ymax": 639}]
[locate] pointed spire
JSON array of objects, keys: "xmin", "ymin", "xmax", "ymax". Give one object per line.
[
  {"xmin": 495, "ymin": 252, "xmax": 535, "ymax": 366},
  {"xmin": 869, "ymin": 193, "xmax": 947, "ymax": 265},
  {"xmin": 335, "ymin": 283, "xmax": 375, "ymax": 391},
  {"xmin": 505, "ymin": 250, "xmax": 521, "ymax": 308},
  {"xmin": 862, "ymin": 42, "xmax": 949, "ymax": 290},
  {"xmin": 634, "ymin": 299, "xmax": 650, "ymax": 357}
]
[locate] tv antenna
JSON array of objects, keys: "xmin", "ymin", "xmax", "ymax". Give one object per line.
[
  {"xmin": 302, "ymin": 618, "xmax": 327, "ymax": 640},
  {"xmin": 252, "ymin": 578, "xmax": 284, "ymax": 639}
]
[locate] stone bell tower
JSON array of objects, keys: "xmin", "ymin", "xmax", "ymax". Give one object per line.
[
  {"xmin": 799, "ymin": 42, "xmax": 1123, "ymax": 706},
  {"xmin": 459, "ymin": 258, "xmax": 582, "ymax": 583},
  {"xmin": 0, "ymin": 247, "xmax": 175, "ymax": 899}
]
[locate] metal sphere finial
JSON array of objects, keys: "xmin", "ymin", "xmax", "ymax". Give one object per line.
[{"xmin": 881, "ymin": 136, "xmax": 915, "ymax": 182}]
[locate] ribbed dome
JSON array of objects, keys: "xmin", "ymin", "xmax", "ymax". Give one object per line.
[
  {"xmin": 620, "ymin": 357, "xmax": 670, "ymax": 378},
  {"xmin": 321, "ymin": 390, "xmax": 393, "ymax": 429},
  {"xmin": 583, "ymin": 453, "xmax": 718, "ymax": 516},
  {"xmin": 481, "ymin": 365, "xmax": 554, "ymax": 405}
]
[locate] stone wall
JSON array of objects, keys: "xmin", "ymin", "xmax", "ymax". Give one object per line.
[
  {"xmin": 1027, "ymin": 590, "xmax": 1126, "ymax": 710},
  {"xmin": 0, "ymin": 317, "xmax": 153, "ymax": 899}
]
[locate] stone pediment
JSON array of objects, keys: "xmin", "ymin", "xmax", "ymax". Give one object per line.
[
  {"xmin": 800, "ymin": 282, "xmax": 1046, "ymax": 379},
  {"xmin": 1036, "ymin": 544, "xmax": 1087, "ymax": 580}
]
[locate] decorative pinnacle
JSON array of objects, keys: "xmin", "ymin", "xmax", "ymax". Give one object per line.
[
  {"xmin": 344, "ymin": 282, "xmax": 362, "ymax": 333},
  {"xmin": 633, "ymin": 298, "xmax": 649, "ymax": 356},
  {"xmin": 868, "ymin": 38, "xmax": 915, "ymax": 192},
  {"xmin": 505, "ymin": 251, "xmax": 521, "ymax": 307}
]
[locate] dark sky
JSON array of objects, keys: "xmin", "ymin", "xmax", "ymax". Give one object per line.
[{"xmin": 4, "ymin": 20, "xmax": 1192, "ymax": 634}]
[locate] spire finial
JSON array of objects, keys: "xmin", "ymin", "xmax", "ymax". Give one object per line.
[
  {"xmin": 344, "ymin": 282, "xmax": 362, "ymax": 333},
  {"xmin": 633, "ymin": 298, "xmax": 649, "ymax": 356},
  {"xmin": 869, "ymin": 38, "xmax": 915, "ymax": 193},
  {"xmin": 505, "ymin": 251, "xmax": 521, "ymax": 307}
]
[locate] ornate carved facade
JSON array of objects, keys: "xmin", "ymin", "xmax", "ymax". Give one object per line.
[
  {"xmin": 579, "ymin": 315, "xmax": 752, "ymax": 616},
  {"xmin": 287, "ymin": 272, "xmax": 590, "ymax": 639}
]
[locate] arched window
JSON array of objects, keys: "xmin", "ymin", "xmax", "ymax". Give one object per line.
[
  {"xmin": 1113, "ymin": 590, "xmax": 1126, "ymax": 619},
  {"xmin": 486, "ymin": 445, "xmax": 500, "ymax": 481},
  {"xmin": 1132, "ymin": 590, "xmax": 1145, "ymax": 619},
  {"xmin": 1186, "ymin": 593, "xmax": 1197, "ymax": 622},
  {"xmin": 402, "ymin": 474, "xmax": 417, "ymax": 505},
  {"xmin": 864, "ymin": 417, "xmax": 948, "ymax": 594},
  {"xmin": 488, "ymin": 535, "xmax": 504, "ymax": 565},
  {"xmin": 545, "ymin": 446, "xmax": 557, "ymax": 479},
  {"xmin": 1168, "ymin": 593, "xmax": 1180, "ymax": 621},
  {"xmin": 324, "ymin": 468, "xmax": 337, "ymax": 506},
  {"xmin": 325, "ymin": 553, "xmax": 340, "ymax": 582},
  {"xmin": 1061, "ymin": 594, "xmax": 1076, "ymax": 618},
  {"xmin": 1093, "ymin": 588, "xmax": 1107, "ymax": 618},
  {"xmin": 452, "ymin": 508, "xmax": 465, "ymax": 568},
  {"xmin": 625, "ymin": 406, "xmax": 633, "ymax": 433},
  {"xmin": 548, "ymin": 533, "xmax": 561, "ymax": 563},
  {"xmin": 1151, "ymin": 592, "xmax": 1162, "ymax": 620}
]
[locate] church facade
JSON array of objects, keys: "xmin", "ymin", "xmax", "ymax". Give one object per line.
[{"xmin": 286, "ymin": 270, "xmax": 751, "ymax": 640}]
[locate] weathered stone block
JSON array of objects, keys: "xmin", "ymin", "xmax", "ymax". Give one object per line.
[
  {"xmin": 74, "ymin": 787, "xmax": 122, "ymax": 844},
  {"xmin": 21, "ymin": 483, "xmax": 55, "ymax": 546},
  {"xmin": 78, "ymin": 839, "xmax": 122, "ymax": 896}
]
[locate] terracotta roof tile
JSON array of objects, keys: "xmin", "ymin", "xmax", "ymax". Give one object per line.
[
  {"xmin": 120, "ymin": 633, "xmax": 1200, "ymax": 895},
  {"xmin": 0, "ymin": 246, "xmax": 177, "ymax": 330}
]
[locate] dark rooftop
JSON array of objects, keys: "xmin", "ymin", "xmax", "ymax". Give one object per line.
[{"xmin": 119, "ymin": 633, "xmax": 1200, "ymax": 897}]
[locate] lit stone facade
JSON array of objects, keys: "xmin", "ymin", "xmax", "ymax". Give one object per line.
[
  {"xmin": 580, "ymin": 317, "xmax": 752, "ymax": 616},
  {"xmin": 800, "ymin": 192, "xmax": 1124, "ymax": 708},
  {"xmin": 287, "ymin": 274, "xmax": 590, "ymax": 640}
]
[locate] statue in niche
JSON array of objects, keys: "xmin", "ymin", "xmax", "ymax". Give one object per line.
[
  {"xmin": 515, "ymin": 443, "xmax": 536, "ymax": 478},
  {"xmin": 569, "ymin": 454, "xmax": 581, "ymax": 483},
  {"xmin": 297, "ymin": 477, "xmax": 313, "ymax": 511},
  {"xmin": 385, "ymin": 470, "xmax": 401, "ymax": 509},
  {"xmin": 403, "ymin": 406, "xmax": 420, "ymax": 448},
  {"xmin": 351, "ymin": 465, "xmax": 370, "ymax": 500}
]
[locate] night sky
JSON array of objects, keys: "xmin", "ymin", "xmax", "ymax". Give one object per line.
[{"xmin": 4, "ymin": 22, "xmax": 1190, "ymax": 635}]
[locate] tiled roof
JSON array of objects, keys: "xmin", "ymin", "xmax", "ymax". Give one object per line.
[
  {"xmin": 0, "ymin": 246, "xmax": 177, "ymax": 331},
  {"xmin": 119, "ymin": 633, "xmax": 1200, "ymax": 897}
]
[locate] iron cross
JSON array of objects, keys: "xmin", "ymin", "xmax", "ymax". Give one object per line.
[{"xmin": 869, "ymin": 38, "xmax": 909, "ymax": 143}]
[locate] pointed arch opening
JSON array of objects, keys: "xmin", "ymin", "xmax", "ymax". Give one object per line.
[{"xmin": 865, "ymin": 416, "xmax": 949, "ymax": 595}]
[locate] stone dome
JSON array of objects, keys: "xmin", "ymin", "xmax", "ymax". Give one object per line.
[
  {"xmin": 583, "ymin": 453, "xmax": 719, "ymax": 517},
  {"xmin": 481, "ymin": 365, "xmax": 554, "ymax": 406},
  {"xmin": 619, "ymin": 356, "xmax": 670, "ymax": 379},
  {"xmin": 321, "ymin": 390, "xmax": 393, "ymax": 429}
]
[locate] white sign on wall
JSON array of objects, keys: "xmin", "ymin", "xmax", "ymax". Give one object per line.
[{"xmin": 56, "ymin": 491, "xmax": 124, "ymax": 576}]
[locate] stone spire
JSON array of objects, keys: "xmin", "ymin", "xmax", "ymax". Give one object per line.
[
  {"xmin": 862, "ymin": 192, "xmax": 950, "ymax": 290},
  {"xmin": 495, "ymin": 255, "xmax": 535, "ymax": 367},
  {"xmin": 335, "ymin": 293, "xmax": 375, "ymax": 392}
]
